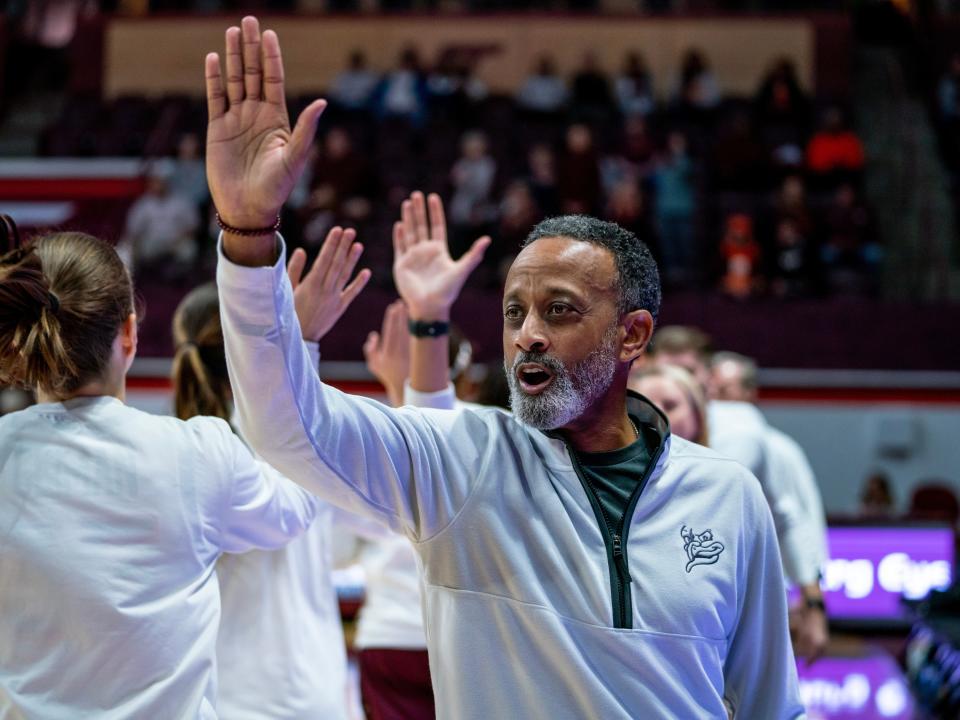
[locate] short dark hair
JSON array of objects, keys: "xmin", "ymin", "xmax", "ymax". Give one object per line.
[{"xmin": 522, "ymin": 215, "xmax": 661, "ymax": 321}]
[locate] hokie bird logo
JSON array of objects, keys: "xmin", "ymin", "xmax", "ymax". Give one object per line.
[{"xmin": 681, "ymin": 525, "xmax": 725, "ymax": 573}]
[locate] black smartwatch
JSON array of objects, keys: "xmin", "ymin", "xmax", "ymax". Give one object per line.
[
  {"xmin": 408, "ymin": 319, "xmax": 450, "ymax": 338},
  {"xmin": 804, "ymin": 597, "xmax": 826, "ymax": 613}
]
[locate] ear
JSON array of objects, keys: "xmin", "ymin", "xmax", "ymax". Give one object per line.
[
  {"xmin": 619, "ymin": 309, "xmax": 654, "ymax": 365},
  {"xmin": 119, "ymin": 313, "xmax": 138, "ymax": 368}
]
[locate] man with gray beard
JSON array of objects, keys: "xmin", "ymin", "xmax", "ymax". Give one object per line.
[{"xmin": 210, "ymin": 16, "xmax": 804, "ymax": 719}]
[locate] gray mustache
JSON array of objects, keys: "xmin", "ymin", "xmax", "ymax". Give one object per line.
[{"xmin": 511, "ymin": 352, "xmax": 565, "ymax": 375}]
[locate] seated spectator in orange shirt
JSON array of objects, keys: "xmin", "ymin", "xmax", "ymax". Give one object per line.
[
  {"xmin": 720, "ymin": 213, "xmax": 761, "ymax": 300},
  {"xmin": 806, "ymin": 106, "xmax": 865, "ymax": 188}
]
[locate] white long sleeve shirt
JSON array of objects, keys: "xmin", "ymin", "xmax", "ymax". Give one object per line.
[
  {"xmin": 217, "ymin": 238, "xmax": 804, "ymax": 720},
  {"xmin": 708, "ymin": 401, "xmax": 823, "ymax": 586},
  {"xmin": 764, "ymin": 426, "xmax": 829, "ymax": 583},
  {"xmin": 215, "ymin": 348, "xmax": 349, "ymax": 720},
  {"xmin": 0, "ymin": 396, "xmax": 317, "ymax": 719}
]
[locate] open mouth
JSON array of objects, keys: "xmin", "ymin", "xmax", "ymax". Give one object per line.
[{"xmin": 516, "ymin": 363, "xmax": 555, "ymax": 395}]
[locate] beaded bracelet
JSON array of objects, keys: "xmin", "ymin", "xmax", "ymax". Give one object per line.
[{"xmin": 215, "ymin": 212, "xmax": 281, "ymax": 236}]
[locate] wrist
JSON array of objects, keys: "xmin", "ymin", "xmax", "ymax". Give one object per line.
[{"xmin": 406, "ymin": 305, "xmax": 451, "ymax": 323}]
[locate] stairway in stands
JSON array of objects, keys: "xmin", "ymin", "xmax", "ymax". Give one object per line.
[{"xmin": 854, "ymin": 44, "xmax": 960, "ymax": 301}]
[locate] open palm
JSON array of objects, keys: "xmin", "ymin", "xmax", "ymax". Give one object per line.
[
  {"xmin": 205, "ymin": 17, "xmax": 326, "ymax": 228},
  {"xmin": 392, "ymin": 192, "xmax": 490, "ymax": 319}
]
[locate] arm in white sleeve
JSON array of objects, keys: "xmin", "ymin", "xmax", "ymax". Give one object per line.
[
  {"xmin": 216, "ymin": 235, "xmax": 490, "ymax": 540},
  {"xmin": 723, "ymin": 475, "xmax": 806, "ymax": 720},
  {"xmin": 192, "ymin": 416, "xmax": 318, "ymax": 553},
  {"xmin": 765, "ymin": 431, "xmax": 827, "ymax": 586},
  {"xmin": 402, "ymin": 381, "xmax": 457, "ymax": 410}
]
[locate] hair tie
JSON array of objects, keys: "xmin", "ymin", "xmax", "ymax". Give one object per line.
[
  {"xmin": 47, "ymin": 291, "xmax": 60, "ymax": 315},
  {"xmin": 179, "ymin": 340, "xmax": 199, "ymax": 352}
]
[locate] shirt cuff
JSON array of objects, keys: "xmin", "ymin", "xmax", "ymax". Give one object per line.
[
  {"xmin": 216, "ymin": 232, "xmax": 289, "ymax": 327},
  {"xmin": 403, "ymin": 381, "xmax": 457, "ymax": 410}
]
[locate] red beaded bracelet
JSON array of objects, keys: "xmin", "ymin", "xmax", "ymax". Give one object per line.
[{"xmin": 215, "ymin": 212, "xmax": 281, "ymax": 236}]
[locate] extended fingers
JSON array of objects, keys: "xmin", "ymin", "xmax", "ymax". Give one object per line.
[
  {"xmin": 310, "ymin": 226, "xmax": 343, "ymax": 288},
  {"xmin": 411, "ymin": 191, "xmax": 430, "ymax": 243},
  {"xmin": 400, "ymin": 200, "xmax": 417, "ymax": 247},
  {"xmin": 427, "ymin": 193, "xmax": 447, "ymax": 246},
  {"xmin": 205, "ymin": 53, "xmax": 226, "ymax": 120},
  {"xmin": 261, "ymin": 29, "xmax": 285, "ymax": 106},
  {"xmin": 392, "ymin": 221, "xmax": 407, "ymax": 257},
  {"xmin": 333, "ymin": 238, "xmax": 364, "ymax": 291},
  {"xmin": 286, "ymin": 247, "xmax": 307, "ymax": 289},
  {"xmin": 326, "ymin": 228, "xmax": 356, "ymax": 289},
  {"xmin": 383, "ymin": 300, "xmax": 408, "ymax": 350},
  {"xmin": 241, "ymin": 16, "xmax": 263, "ymax": 101},
  {"xmin": 224, "ymin": 26, "xmax": 244, "ymax": 106},
  {"xmin": 341, "ymin": 267, "xmax": 372, "ymax": 309},
  {"xmin": 457, "ymin": 235, "xmax": 491, "ymax": 275},
  {"xmin": 363, "ymin": 331, "xmax": 381, "ymax": 362}
]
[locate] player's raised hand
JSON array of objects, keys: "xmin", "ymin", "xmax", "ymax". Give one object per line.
[
  {"xmin": 286, "ymin": 228, "xmax": 371, "ymax": 342},
  {"xmin": 205, "ymin": 16, "xmax": 325, "ymax": 231},
  {"xmin": 363, "ymin": 300, "xmax": 410, "ymax": 408},
  {"xmin": 392, "ymin": 192, "xmax": 490, "ymax": 320}
]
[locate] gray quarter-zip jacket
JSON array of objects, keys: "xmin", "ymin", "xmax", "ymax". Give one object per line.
[{"xmin": 216, "ymin": 238, "xmax": 805, "ymax": 720}]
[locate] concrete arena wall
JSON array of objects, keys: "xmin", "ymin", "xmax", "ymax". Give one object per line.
[{"xmin": 105, "ymin": 15, "xmax": 815, "ymax": 98}]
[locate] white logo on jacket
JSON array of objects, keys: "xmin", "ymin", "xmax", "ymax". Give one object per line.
[{"xmin": 681, "ymin": 525, "xmax": 725, "ymax": 572}]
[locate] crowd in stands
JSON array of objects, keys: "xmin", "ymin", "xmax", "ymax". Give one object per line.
[{"xmin": 41, "ymin": 48, "xmax": 881, "ymax": 303}]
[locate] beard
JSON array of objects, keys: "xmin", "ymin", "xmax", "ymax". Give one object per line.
[{"xmin": 505, "ymin": 325, "xmax": 621, "ymax": 430}]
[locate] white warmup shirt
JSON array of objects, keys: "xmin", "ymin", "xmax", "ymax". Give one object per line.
[
  {"xmin": 216, "ymin": 347, "xmax": 349, "ymax": 720},
  {"xmin": 764, "ymin": 426, "xmax": 829, "ymax": 581},
  {"xmin": 0, "ymin": 396, "xmax": 317, "ymax": 719},
  {"xmin": 708, "ymin": 401, "xmax": 823, "ymax": 586},
  {"xmin": 217, "ymin": 238, "xmax": 805, "ymax": 720}
]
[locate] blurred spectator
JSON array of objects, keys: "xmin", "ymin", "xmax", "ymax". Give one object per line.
[
  {"xmin": 571, "ymin": 52, "xmax": 614, "ymax": 117},
  {"xmin": 720, "ymin": 213, "xmax": 761, "ymax": 299},
  {"xmin": 558, "ymin": 124, "xmax": 602, "ymax": 215},
  {"xmin": 605, "ymin": 179, "xmax": 658, "ymax": 261},
  {"xmin": 937, "ymin": 52, "xmax": 960, "ymax": 122},
  {"xmin": 119, "ymin": 161, "xmax": 199, "ymax": 282},
  {"xmin": 821, "ymin": 183, "xmax": 881, "ymax": 294},
  {"xmin": 310, "ymin": 127, "xmax": 375, "ymax": 223},
  {"xmin": 805, "ymin": 106, "xmax": 865, "ymax": 188},
  {"xmin": 329, "ymin": 51, "xmax": 380, "ymax": 111},
  {"xmin": 428, "ymin": 51, "xmax": 488, "ymax": 124},
  {"xmin": 496, "ymin": 180, "xmax": 541, "ymax": 269},
  {"xmin": 754, "ymin": 58, "xmax": 810, "ymax": 133},
  {"xmin": 771, "ymin": 174, "xmax": 814, "ymax": 238},
  {"xmin": 169, "ymin": 132, "xmax": 209, "ymax": 209},
  {"xmin": 526, "ymin": 144, "xmax": 560, "ymax": 217},
  {"xmin": 908, "ymin": 482, "xmax": 960, "ymax": 526},
  {"xmin": 673, "ymin": 49, "xmax": 721, "ymax": 112},
  {"xmin": 769, "ymin": 218, "xmax": 814, "ymax": 299},
  {"xmin": 859, "ymin": 472, "xmax": 896, "ymax": 519},
  {"xmin": 654, "ymin": 131, "xmax": 697, "ymax": 286},
  {"xmin": 620, "ymin": 115, "xmax": 656, "ymax": 173},
  {"xmin": 375, "ymin": 48, "xmax": 428, "ymax": 125},
  {"xmin": 710, "ymin": 110, "xmax": 768, "ymax": 191},
  {"xmin": 614, "ymin": 52, "xmax": 655, "ymax": 118},
  {"xmin": 449, "ymin": 131, "xmax": 497, "ymax": 247},
  {"xmin": 516, "ymin": 56, "xmax": 568, "ymax": 115}
]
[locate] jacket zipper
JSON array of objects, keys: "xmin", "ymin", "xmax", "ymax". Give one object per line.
[
  {"xmin": 567, "ymin": 432, "xmax": 667, "ymax": 630},
  {"xmin": 568, "ymin": 449, "xmax": 632, "ymax": 628}
]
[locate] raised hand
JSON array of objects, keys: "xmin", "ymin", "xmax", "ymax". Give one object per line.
[
  {"xmin": 286, "ymin": 228, "xmax": 371, "ymax": 342},
  {"xmin": 363, "ymin": 300, "xmax": 410, "ymax": 408},
  {"xmin": 205, "ymin": 16, "xmax": 325, "ymax": 231},
  {"xmin": 392, "ymin": 191, "xmax": 490, "ymax": 320}
]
